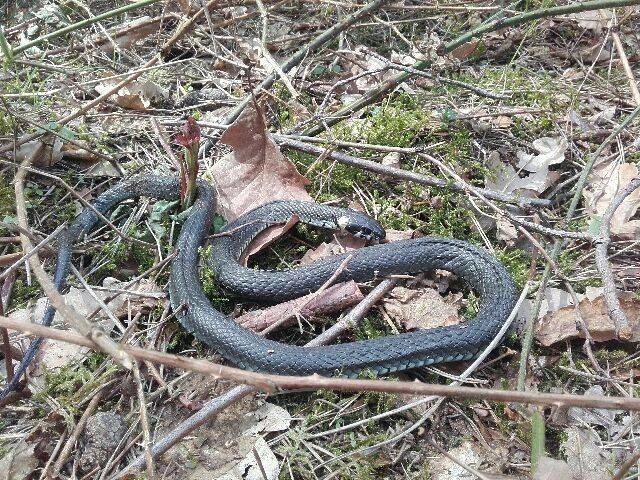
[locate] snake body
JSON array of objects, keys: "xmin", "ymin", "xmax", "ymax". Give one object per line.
[{"xmin": 3, "ymin": 175, "xmax": 517, "ymax": 393}]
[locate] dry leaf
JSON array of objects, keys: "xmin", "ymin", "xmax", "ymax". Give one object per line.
[
  {"xmin": 0, "ymin": 440, "xmax": 39, "ymax": 480},
  {"xmin": 486, "ymin": 138, "xmax": 566, "ymax": 196},
  {"xmin": 15, "ymin": 136, "xmax": 63, "ymax": 167},
  {"xmin": 496, "ymin": 217, "xmax": 518, "ymax": 245},
  {"xmin": 383, "ymin": 286, "xmax": 461, "ymax": 331},
  {"xmin": 97, "ymin": 16, "xmax": 162, "ymax": 52},
  {"xmin": 486, "ymin": 151, "xmax": 546, "ymax": 195},
  {"xmin": 300, "ymin": 233, "xmax": 366, "ymax": 265},
  {"xmin": 188, "ymin": 401, "xmax": 288, "ymax": 480},
  {"xmin": 95, "ymin": 80, "xmax": 169, "ymax": 110},
  {"xmin": 567, "ymin": 386, "xmax": 621, "ymax": 432},
  {"xmin": 567, "ymin": 10, "xmax": 613, "ymax": 31},
  {"xmin": 562, "ymin": 427, "xmax": 617, "ymax": 480},
  {"xmin": 533, "ymin": 456, "xmax": 572, "ymax": 480},
  {"xmin": 583, "ymin": 162, "xmax": 640, "ymax": 238},
  {"xmin": 534, "ymin": 291, "xmax": 640, "ymax": 346},
  {"xmin": 241, "ymin": 216, "xmax": 299, "ymax": 265},
  {"xmin": 211, "ymin": 103, "xmax": 312, "ymax": 221},
  {"xmin": 6, "ymin": 278, "xmax": 162, "ymax": 382},
  {"xmin": 516, "ymin": 137, "xmax": 567, "ymax": 173},
  {"xmin": 450, "ymin": 40, "xmax": 479, "ymax": 61}
]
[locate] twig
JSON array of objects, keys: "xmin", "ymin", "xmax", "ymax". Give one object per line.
[
  {"xmin": 132, "ymin": 360, "xmax": 155, "ymax": 479},
  {"xmin": 0, "ymin": 271, "xmax": 16, "ymax": 384},
  {"xmin": 595, "ymin": 177, "xmax": 640, "ymax": 335},
  {"xmin": 273, "ymin": 135, "xmax": 551, "ymax": 207},
  {"xmin": 612, "ymin": 447, "xmax": 640, "ymax": 480},
  {"xmin": 308, "ymin": 281, "xmax": 531, "ymax": 441},
  {"xmin": 50, "ymin": 389, "xmax": 105, "ymax": 477},
  {"xmin": 111, "ymin": 278, "xmax": 397, "ymax": 477},
  {"xmin": 517, "ymin": 104, "xmax": 640, "ymax": 391},
  {"xmin": 0, "ymin": 224, "xmax": 65, "ymax": 283},
  {"xmin": 3, "ymin": 310, "xmax": 640, "ymax": 410},
  {"xmin": 237, "ymin": 281, "xmax": 362, "ymax": 331},
  {"xmin": 260, "ymin": 255, "xmax": 353, "ymax": 336},
  {"xmin": 195, "ymin": 0, "xmax": 390, "ymax": 158},
  {"xmin": 427, "ymin": 437, "xmax": 495, "ymax": 480},
  {"xmin": 611, "ymin": 30, "xmax": 640, "ymax": 106},
  {"xmin": 10, "ymin": 0, "xmax": 160, "ymax": 56},
  {"xmin": 6, "ymin": 154, "xmax": 133, "ymax": 399}
]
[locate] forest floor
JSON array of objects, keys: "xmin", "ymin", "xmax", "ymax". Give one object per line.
[{"xmin": 1, "ymin": 1, "xmax": 640, "ymax": 479}]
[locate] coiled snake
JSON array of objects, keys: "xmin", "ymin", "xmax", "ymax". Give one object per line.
[{"xmin": 3, "ymin": 175, "xmax": 517, "ymax": 393}]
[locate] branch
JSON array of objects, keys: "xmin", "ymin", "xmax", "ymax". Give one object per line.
[
  {"xmin": 274, "ymin": 135, "xmax": 551, "ymax": 207},
  {"xmin": 517, "ymin": 104, "xmax": 640, "ymax": 390},
  {"xmin": 1, "ymin": 315, "xmax": 639, "ymax": 412},
  {"xmin": 595, "ymin": 177, "xmax": 640, "ymax": 334},
  {"xmin": 9, "ymin": 0, "xmax": 160, "ymax": 56}
]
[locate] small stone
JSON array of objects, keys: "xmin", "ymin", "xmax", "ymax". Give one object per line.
[{"xmin": 79, "ymin": 412, "xmax": 127, "ymax": 472}]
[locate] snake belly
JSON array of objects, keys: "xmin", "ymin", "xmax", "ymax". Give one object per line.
[{"xmin": 22, "ymin": 175, "xmax": 518, "ymax": 380}]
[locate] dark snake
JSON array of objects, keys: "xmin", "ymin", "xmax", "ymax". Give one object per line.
[{"xmin": 2, "ymin": 175, "xmax": 517, "ymax": 395}]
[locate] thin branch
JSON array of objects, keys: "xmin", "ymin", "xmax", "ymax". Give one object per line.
[
  {"xmin": 10, "ymin": 0, "xmax": 160, "ymax": 56},
  {"xmin": 2, "ymin": 315, "xmax": 640, "ymax": 412},
  {"xmin": 595, "ymin": 177, "xmax": 640, "ymax": 334},
  {"xmin": 273, "ymin": 135, "xmax": 550, "ymax": 207}
]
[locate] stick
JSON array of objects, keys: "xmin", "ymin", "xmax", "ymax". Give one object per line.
[{"xmin": 1, "ymin": 315, "xmax": 640, "ymax": 412}]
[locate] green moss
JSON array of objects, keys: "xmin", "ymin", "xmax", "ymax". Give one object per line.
[
  {"xmin": 350, "ymin": 97, "xmax": 429, "ymax": 148},
  {"xmin": 10, "ymin": 279, "xmax": 41, "ymax": 309},
  {"xmin": 496, "ymin": 248, "xmax": 531, "ymax": 288},
  {"xmin": 37, "ymin": 361, "xmax": 117, "ymax": 415}
]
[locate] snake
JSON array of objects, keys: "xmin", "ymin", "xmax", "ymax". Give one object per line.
[{"xmin": 1, "ymin": 175, "xmax": 517, "ymax": 395}]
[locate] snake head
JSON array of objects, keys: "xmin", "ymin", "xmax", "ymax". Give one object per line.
[{"xmin": 336, "ymin": 213, "xmax": 385, "ymax": 241}]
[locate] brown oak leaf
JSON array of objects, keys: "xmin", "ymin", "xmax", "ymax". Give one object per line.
[{"xmin": 211, "ymin": 103, "xmax": 312, "ymax": 221}]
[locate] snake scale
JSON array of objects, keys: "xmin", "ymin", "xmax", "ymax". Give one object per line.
[{"xmin": 3, "ymin": 175, "xmax": 517, "ymax": 393}]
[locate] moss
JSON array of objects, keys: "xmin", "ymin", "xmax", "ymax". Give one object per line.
[
  {"xmin": 37, "ymin": 361, "xmax": 117, "ymax": 415},
  {"xmin": 496, "ymin": 248, "xmax": 531, "ymax": 288},
  {"xmin": 349, "ymin": 96, "xmax": 429, "ymax": 148},
  {"xmin": 10, "ymin": 279, "xmax": 41, "ymax": 309}
]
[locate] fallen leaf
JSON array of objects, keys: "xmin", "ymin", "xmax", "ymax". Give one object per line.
[
  {"xmin": 533, "ymin": 456, "xmax": 572, "ymax": 480},
  {"xmin": 7, "ymin": 278, "xmax": 162, "ymax": 375},
  {"xmin": 97, "ymin": 16, "xmax": 162, "ymax": 52},
  {"xmin": 567, "ymin": 10, "xmax": 612, "ymax": 31},
  {"xmin": 0, "ymin": 440, "xmax": 39, "ymax": 480},
  {"xmin": 583, "ymin": 162, "xmax": 640, "ymax": 238},
  {"xmin": 534, "ymin": 290, "xmax": 640, "ymax": 346},
  {"xmin": 383, "ymin": 286, "xmax": 461, "ymax": 331},
  {"xmin": 211, "ymin": 103, "xmax": 312, "ymax": 221},
  {"xmin": 241, "ymin": 215, "xmax": 299, "ymax": 265},
  {"xmin": 95, "ymin": 80, "xmax": 169, "ymax": 110},
  {"xmin": 428, "ymin": 441, "xmax": 518, "ymax": 480},
  {"xmin": 381, "ymin": 151, "xmax": 401, "ymax": 168},
  {"xmin": 245, "ymin": 402, "xmax": 291, "ymax": 435},
  {"xmin": 300, "ymin": 233, "xmax": 366, "ymax": 265},
  {"xmin": 567, "ymin": 386, "xmax": 621, "ymax": 433},
  {"xmin": 450, "ymin": 40, "xmax": 479, "ymax": 61},
  {"xmin": 496, "ymin": 217, "xmax": 518, "ymax": 245},
  {"xmin": 516, "ymin": 137, "xmax": 567, "ymax": 173},
  {"xmin": 486, "ymin": 151, "xmax": 548, "ymax": 195},
  {"xmin": 562, "ymin": 427, "xmax": 617, "ymax": 480},
  {"xmin": 15, "ymin": 135, "xmax": 63, "ymax": 167}
]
